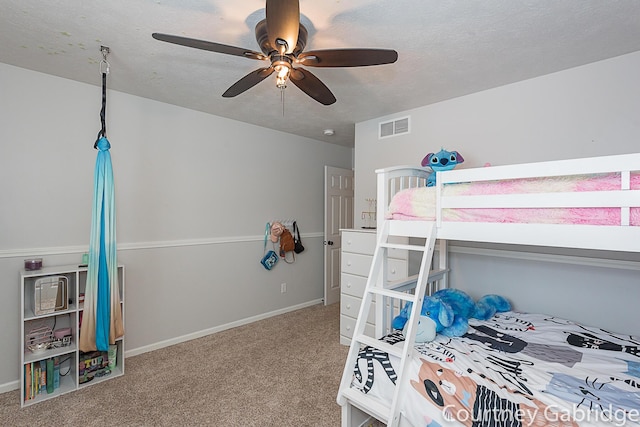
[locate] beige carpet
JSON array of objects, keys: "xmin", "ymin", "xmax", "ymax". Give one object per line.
[{"xmin": 1, "ymin": 303, "xmax": 349, "ymax": 426}]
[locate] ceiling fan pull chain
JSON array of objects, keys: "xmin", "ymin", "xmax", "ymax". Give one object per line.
[{"xmin": 281, "ymin": 86, "xmax": 285, "ymax": 116}]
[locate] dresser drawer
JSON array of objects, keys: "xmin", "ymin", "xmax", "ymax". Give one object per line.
[
  {"xmin": 341, "ymin": 273, "xmax": 368, "ymax": 298},
  {"xmin": 387, "ymin": 258, "xmax": 407, "ymax": 280},
  {"xmin": 342, "ymin": 255, "xmax": 406, "ymax": 281},
  {"xmin": 340, "ymin": 314, "xmax": 375, "ymax": 340},
  {"xmin": 342, "ymin": 253, "xmax": 373, "ymax": 277},
  {"xmin": 342, "ymin": 231, "xmax": 376, "ymax": 255},
  {"xmin": 341, "ymin": 294, "xmax": 375, "ymax": 324}
]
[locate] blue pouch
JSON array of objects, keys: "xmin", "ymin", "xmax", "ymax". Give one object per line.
[
  {"xmin": 260, "ymin": 223, "xmax": 278, "ymax": 270},
  {"xmin": 261, "ymin": 250, "xmax": 279, "ymax": 270}
]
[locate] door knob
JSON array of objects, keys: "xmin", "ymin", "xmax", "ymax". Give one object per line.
[{"xmin": 325, "ymin": 240, "xmax": 334, "ymax": 245}]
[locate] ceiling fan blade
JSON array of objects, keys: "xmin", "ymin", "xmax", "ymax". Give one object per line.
[
  {"xmin": 222, "ymin": 67, "xmax": 275, "ymax": 98},
  {"xmin": 152, "ymin": 33, "xmax": 266, "ymax": 60},
  {"xmin": 297, "ymin": 49, "xmax": 398, "ymax": 67},
  {"xmin": 289, "ymin": 68, "xmax": 336, "ymax": 105},
  {"xmin": 266, "ymin": 0, "xmax": 299, "ymax": 54}
]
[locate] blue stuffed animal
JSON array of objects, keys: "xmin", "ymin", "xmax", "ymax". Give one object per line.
[
  {"xmin": 393, "ymin": 299, "xmax": 450, "ymax": 343},
  {"xmin": 392, "ymin": 288, "xmax": 511, "ymax": 341},
  {"xmin": 421, "ymin": 148, "xmax": 464, "ymax": 187},
  {"xmin": 402, "ymin": 315, "xmax": 437, "ymax": 344}
]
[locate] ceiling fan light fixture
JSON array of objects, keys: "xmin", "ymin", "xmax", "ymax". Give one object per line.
[
  {"xmin": 275, "ymin": 65, "xmax": 290, "ymax": 87},
  {"xmin": 273, "ymin": 56, "xmax": 292, "ymax": 88}
]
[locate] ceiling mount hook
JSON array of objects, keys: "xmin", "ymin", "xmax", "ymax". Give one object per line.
[{"xmin": 100, "ymin": 45, "xmax": 110, "ymax": 75}]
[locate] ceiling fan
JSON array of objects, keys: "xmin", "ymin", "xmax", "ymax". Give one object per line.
[{"xmin": 152, "ymin": 0, "xmax": 398, "ymax": 105}]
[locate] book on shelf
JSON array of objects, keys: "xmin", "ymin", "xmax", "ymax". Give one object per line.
[
  {"xmin": 32, "ymin": 362, "xmax": 38, "ymax": 397},
  {"xmin": 39, "ymin": 360, "xmax": 46, "ymax": 393},
  {"xmin": 25, "ymin": 363, "xmax": 31, "ymax": 401},
  {"xmin": 24, "ymin": 357, "xmax": 63, "ymax": 401},
  {"xmin": 53, "ymin": 357, "xmax": 60, "ymax": 390},
  {"xmin": 46, "ymin": 358, "xmax": 54, "ymax": 394}
]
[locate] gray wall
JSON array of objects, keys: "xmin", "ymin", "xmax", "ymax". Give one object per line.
[
  {"xmin": 354, "ymin": 51, "xmax": 640, "ymax": 335},
  {"xmin": 0, "ymin": 63, "xmax": 352, "ymax": 388}
]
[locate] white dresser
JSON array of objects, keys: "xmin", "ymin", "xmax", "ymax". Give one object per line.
[{"xmin": 340, "ymin": 229, "xmax": 407, "ymax": 345}]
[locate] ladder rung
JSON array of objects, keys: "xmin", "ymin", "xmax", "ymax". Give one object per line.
[
  {"xmin": 428, "ymin": 268, "xmax": 449, "ymax": 281},
  {"xmin": 355, "ymin": 334, "xmax": 404, "ymax": 359},
  {"xmin": 380, "ymin": 242, "xmax": 426, "ymax": 252},
  {"xmin": 385, "ymin": 276, "xmax": 417, "ymax": 292},
  {"xmin": 369, "ymin": 287, "xmax": 415, "ymax": 302},
  {"xmin": 384, "ymin": 269, "xmax": 450, "ymax": 292},
  {"xmin": 340, "ymin": 388, "xmax": 390, "ymax": 424}
]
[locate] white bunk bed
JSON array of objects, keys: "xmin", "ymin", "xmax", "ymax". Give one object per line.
[{"xmin": 337, "ymin": 152, "xmax": 640, "ymax": 427}]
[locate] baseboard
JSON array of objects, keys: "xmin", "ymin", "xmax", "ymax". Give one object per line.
[
  {"xmin": 0, "ymin": 380, "xmax": 19, "ymax": 395},
  {"xmin": 125, "ymin": 299, "xmax": 324, "ymax": 358},
  {"xmin": 0, "ymin": 299, "xmax": 324, "ymax": 394}
]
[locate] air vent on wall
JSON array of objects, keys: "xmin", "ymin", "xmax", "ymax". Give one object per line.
[{"xmin": 379, "ymin": 116, "xmax": 410, "ymax": 139}]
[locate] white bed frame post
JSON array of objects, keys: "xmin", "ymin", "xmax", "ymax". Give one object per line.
[
  {"xmin": 376, "ymin": 169, "xmax": 389, "ymax": 232},
  {"xmin": 437, "ymin": 238, "xmax": 448, "ymax": 291}
]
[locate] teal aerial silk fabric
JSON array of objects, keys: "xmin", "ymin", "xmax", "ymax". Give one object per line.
[{"xmin": 79, "ymin": 136, "xmax": 124, "ymax": 352}]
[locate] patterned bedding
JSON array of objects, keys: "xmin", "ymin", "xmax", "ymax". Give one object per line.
[
  {"xmin": 351, "ymin": 312, "xmax": 640, "ymax": 427},
  {"xmin": 387, "ymin": 173, "xmax": 640, "ymax": 225}
]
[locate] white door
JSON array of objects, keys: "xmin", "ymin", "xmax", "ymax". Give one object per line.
[{"xmin": 324, "ymin": 166, "xmax": 354, "ymax": 306}]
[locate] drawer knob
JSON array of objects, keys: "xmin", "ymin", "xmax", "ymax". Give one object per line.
[
  {"xmin": 391, "ymin": 269, "xmax": 396, "ymax": 274},
  {"xmin": 347, "ymin": 261, "xmax": 352, "ymax": 266},
  {"xmin": 346, "ymin": 304, "xmax": 351, "ymax": 309},
  {"xmin": 346, "ymin": 282, "xmax": 351, "ymax": 288},
  {"xmin": 346, "ymin": 326, "xmax": 351, "ymax": 331},
  {"xmin": 347, "ymin": 240, "xmax": 352, "ymax": 245}
]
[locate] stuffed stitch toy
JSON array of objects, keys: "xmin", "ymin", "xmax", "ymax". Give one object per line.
[
  {"xmin": 403, "ymin": 315, "xmax": 437, "ymax": 344},
  {"xmin": 394, "ymin": 298, "xmax": 452, "ymax": 343},
  {"xmin": 421, "ymin": 148, "xmax": 464, "ymax": 187},
  {"xmin": 392, "ymin": 288, "xmax": 511, "ymax": 341}
]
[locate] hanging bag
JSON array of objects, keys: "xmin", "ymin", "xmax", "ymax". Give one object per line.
[
  {"xmin": 280, "ymin": 229, "xmax": 295, "ymax": 254},
  {"xmin": 279, "ymin": 228, "xmax": 296, "ymax": 264},
  {"xmin": 260, "ymin": 223, "xmax": 279, "ymax": 270},
  {"xmin": 293, "ymin": 221, "xmax": 305, "ymax": 254}
]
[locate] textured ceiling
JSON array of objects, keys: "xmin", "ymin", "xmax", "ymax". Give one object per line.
[{"xmin": 2, "ymin": 0, "xmax": 640, "ymax": 147}]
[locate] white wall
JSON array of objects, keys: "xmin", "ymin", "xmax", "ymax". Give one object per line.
[
  {"xmin": 354, "ymin": 51, "xmax": 640, "ymax": 335},
  {"xmin": 0, "ymin": 63, "xmax": 352, "ymax": 388}
]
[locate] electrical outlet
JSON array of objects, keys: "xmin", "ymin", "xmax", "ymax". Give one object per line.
[{"xmin": 280, "ymin": 283, "xmax": 287, "ymax": 293}]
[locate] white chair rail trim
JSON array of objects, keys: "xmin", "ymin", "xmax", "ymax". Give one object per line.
[{"xmin": 0, "ymin": 232, "xmax": 325, "ymax": 259}]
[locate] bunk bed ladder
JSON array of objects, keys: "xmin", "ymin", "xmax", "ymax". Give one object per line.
[{"xmin": 337, "ymin": 221, "xmax": 438, "ymax": 427}]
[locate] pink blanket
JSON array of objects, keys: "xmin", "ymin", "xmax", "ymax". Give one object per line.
[{"xmin": 387, "ymin": 172, "xmax": 640, "ymax": 225}]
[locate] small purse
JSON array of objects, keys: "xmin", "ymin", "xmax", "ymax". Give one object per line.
[
  {"xmin": 279, "ymin": 228, "xmax": 296, "ymax": 264},
  {"xmin": 280, "ymin": 229, "xmax": 295, "ymax": 254},
  {"xmin": 293, "ymin": 221, "xmax": 305, "ymax": 254},
  {"xmin": 260, "ymin": 223, "xmax": 279, "ymax": 270}
]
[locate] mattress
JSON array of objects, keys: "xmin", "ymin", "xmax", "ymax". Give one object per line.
[
  {"xmin": 351, "ymin": 312, "xmax": 640, "ymax": 427},
  {"xmin": 387, "ymin": 173, "xmax": 640, "ymax": 225}
]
